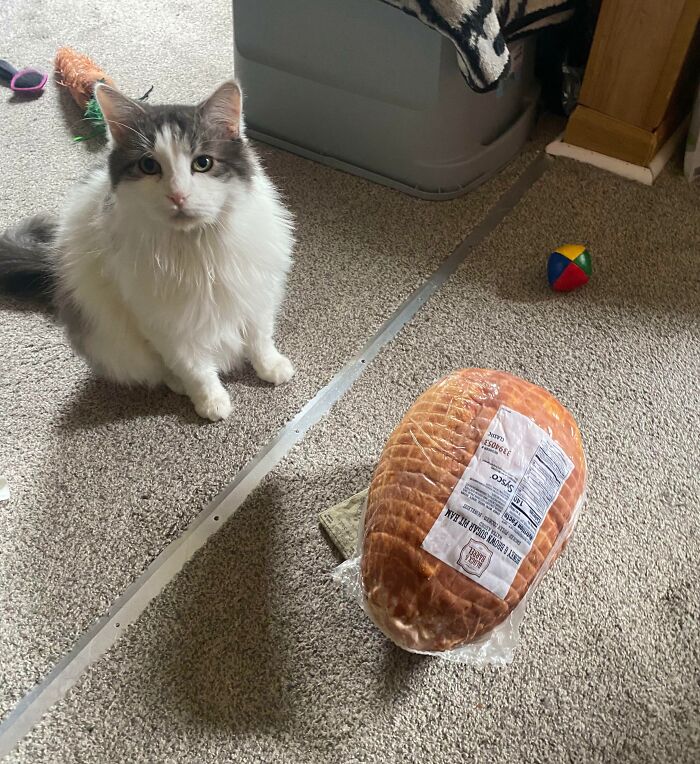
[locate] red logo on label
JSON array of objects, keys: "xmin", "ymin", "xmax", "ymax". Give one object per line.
[{"xmin": 458, "ymin": 538, "xmax": 492, "ymax": 577}]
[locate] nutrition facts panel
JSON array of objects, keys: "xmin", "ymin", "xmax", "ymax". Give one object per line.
[
  {"xmin": 507, "ymin": 439, "xmax": 574, "ymax": 542},
  {"xmin": 422, "ymin": 406, "xmax": 574, "ymax": 599}
]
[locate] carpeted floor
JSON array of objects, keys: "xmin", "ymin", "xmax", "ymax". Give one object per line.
[
  {"xmin": 3, "ymin": 1, "xmax": 700, "ymax": 762},
  {"xmin": 7, "ymin": 155, "xmax": 700, "ymax": 764},
  {"xmin": 0, "ymin": 0, "xmax": 548, "ymax": 724}
]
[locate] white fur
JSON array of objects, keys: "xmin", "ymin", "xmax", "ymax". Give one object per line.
[{"xmin": 55, "ymin": 128, "xmax": 294, "ymax": 421}]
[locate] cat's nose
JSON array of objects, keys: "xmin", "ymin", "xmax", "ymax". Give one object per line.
[{"xmin": 167, "ymin": 192, "xmax": 188, "ymax": 208}]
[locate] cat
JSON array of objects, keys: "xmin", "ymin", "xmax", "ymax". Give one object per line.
[{"xmin": 0, "ymin": 80, "xmax": 295, "ymax": 421}]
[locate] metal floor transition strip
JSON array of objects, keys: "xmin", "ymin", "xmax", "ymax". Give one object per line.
[{"xmin": 0, "ymin": 154, "xmax": 549, "ymax": 759}]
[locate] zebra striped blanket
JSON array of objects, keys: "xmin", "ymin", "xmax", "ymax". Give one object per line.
[{"xmin": 384, "ymin": 0, "xmax": 576, "ymax": 91}]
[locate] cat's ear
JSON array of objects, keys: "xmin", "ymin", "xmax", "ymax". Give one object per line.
[
  {"xmin": 94, "ymin": 84, "xmax": 146, "ymax": 145},
  {"xmin": 198, "ymin": 81, "xmax": 242, "ymax": 139}
]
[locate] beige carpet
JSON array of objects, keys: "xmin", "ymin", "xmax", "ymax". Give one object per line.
[
  {"xmin": 0, "ymin": 0, "xmax": 548, "ymax": 723},
  {"xmin": 6, "ymin": 152, "xmax": 700, "ymax": 762}
]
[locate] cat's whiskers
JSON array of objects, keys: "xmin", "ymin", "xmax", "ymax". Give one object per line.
[{"xmin": 105, "ymin": 120, "xmax": 153, "ymax": 150}]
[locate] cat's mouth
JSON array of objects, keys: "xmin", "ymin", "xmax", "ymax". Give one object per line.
[{"xmin": 170, "ymin": 209, "xmax": 202, "ymax": 229}]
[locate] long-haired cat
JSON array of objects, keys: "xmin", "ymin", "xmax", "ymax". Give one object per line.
[{"xmin": 0, "ymin": 81, "xmax": 294, "ymax": 421}]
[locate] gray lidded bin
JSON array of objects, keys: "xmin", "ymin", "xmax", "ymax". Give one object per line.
[{"xmin": 233, "ymin": 0, "xmax": 539, "ymax": 200}]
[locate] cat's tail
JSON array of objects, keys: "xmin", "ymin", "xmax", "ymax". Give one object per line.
[{"xmin": 0, "ymin": 214, "xmax": 57, "ymax": 297}]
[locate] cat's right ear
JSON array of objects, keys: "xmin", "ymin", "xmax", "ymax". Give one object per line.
[
  {"xmin": 198, "ymin": 81, "xmax": 243, "ymax": 139},
  {"xmin": 94, "ymin": 84, "xmax": 146, "ymax": 146}
]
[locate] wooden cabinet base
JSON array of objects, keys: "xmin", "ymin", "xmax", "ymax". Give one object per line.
[
  {"xmin": 563, "ymin": 105, "xmax": 680, "ymax": 167},
  {"xmin": 547, "ymin": 116, "xmax": 689, "ymax": 186}
]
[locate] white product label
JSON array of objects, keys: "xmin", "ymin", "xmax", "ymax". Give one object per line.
[{"xmin": 421, "ymin": 406, "xmax": 574, "ymax": 600}]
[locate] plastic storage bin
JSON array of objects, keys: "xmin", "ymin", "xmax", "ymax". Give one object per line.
[{"xmin": 233, "ymin": 0, "xmax": 539, "ymax": 199}]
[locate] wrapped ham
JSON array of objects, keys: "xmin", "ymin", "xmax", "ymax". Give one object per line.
[{"xmin": 334, "ymin": 369, "xmax": 587, "ymax": 664}]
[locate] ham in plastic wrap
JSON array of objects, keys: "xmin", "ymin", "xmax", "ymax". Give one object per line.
[{"xmin": 334, "ymin": 368, "xmax": 587, "ymax": 665}]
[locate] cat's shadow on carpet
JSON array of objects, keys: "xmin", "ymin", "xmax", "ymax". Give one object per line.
[
  {"xmin": 58, "ymin": 375, "xmax": 269, "ymax": 431},
  {"xmin": 54, "ymin": 368, "xmax": 282, "ymax": 430},
  {"xmin": 55, "ymin": 378, "xmax": 205, "ymax": 429}
]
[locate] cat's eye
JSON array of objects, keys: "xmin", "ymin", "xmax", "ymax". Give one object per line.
[
  {"xmin": 138, "ymin": 156, "xmax": 161, "ymax": 175},
  {"xmin": 192, "ymin": 155, "xmax": 214, "ymax": 173}
]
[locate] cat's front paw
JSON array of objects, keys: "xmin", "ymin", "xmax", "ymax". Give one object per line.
[
  {"xmin": 255, "ymin": 355, "xmax": 295, "ymax": 386},
  {"xmin": 194, "ymin": 389, "xmax": 232, "ymax": 421}
]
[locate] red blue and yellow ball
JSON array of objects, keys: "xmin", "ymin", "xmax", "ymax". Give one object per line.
[{"xmin": 547, "ymin": 244, "xmax": 592, "ymax": 292}]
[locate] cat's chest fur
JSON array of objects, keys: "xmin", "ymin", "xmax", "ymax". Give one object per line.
[{"xmin": 111, "ymin": 224, "xmax": 252, "ymax": 340}]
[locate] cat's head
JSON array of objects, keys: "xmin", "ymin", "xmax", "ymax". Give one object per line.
[{"xmin": 94, "ymin": 81, "xmax": 252, "ymax": 231}]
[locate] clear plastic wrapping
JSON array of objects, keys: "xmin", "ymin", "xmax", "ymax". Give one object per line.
[{"xmin": 332, "ymin": 369, "xmax": 588, "ymax": 666}]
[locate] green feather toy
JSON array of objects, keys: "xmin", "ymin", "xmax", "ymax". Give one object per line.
[{"xmin": 74, "ymin": 91, "xmax": 108, "ymax": 142}]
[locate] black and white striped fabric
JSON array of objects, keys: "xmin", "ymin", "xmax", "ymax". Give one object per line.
[{"xmin": 383, "ymin": 0, "xmax": 576, "ymax": 92}]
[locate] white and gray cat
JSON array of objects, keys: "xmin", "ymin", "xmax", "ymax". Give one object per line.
[{"xmin": 0, "ymin": 81, "xmax": 294, "ymax": 421}]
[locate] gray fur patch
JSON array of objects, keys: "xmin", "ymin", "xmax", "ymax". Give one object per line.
[
  {"xmin": 107, "ymin": 103, "xmax": 254, "ymax": 187},
  {"xmin": 0, "ymin": 213, "xmax": 57, "ymax": 296}
]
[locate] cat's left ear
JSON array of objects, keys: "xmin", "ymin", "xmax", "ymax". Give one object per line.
[
  {"xmin": 198, "ymin": 81, "xmax": 242, "ymax": 139},
  {"xmin": 94, "ymin": 84, "xmax": 147, "ymax": 146}
]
